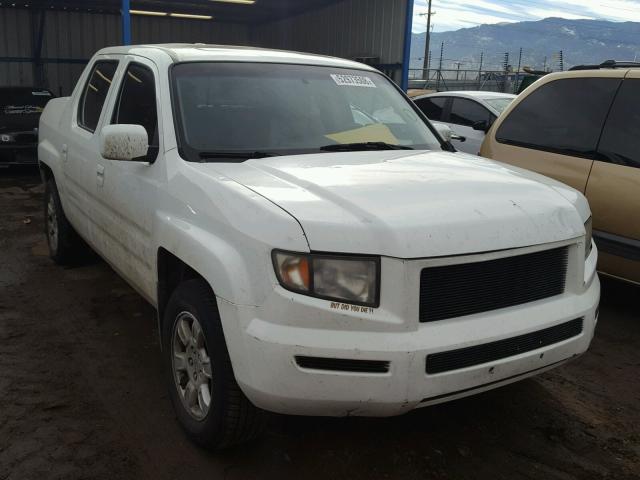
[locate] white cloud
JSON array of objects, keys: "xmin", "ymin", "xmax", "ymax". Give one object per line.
[{"xmin": 412, "ymin": 0, "xmax": 640, "ymax": 32}]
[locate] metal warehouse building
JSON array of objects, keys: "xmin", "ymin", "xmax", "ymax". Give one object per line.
[{"xmin": 0, "ymin": 0, "xmax": 414, "ymax": 96}]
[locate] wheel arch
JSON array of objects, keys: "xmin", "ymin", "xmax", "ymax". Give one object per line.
[{"xmin": 157, "ymin": 247, "xmax": 213, "ymax": 345}]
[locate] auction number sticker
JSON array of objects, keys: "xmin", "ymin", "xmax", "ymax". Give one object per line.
[{"xmin": 330, "ymin": 74, "xmax": 377, "ymax": 88}]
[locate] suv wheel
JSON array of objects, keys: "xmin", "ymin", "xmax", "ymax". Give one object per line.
[{"xmin": 163, "ymin": 279, "xmax": 268, "ymax": 449}]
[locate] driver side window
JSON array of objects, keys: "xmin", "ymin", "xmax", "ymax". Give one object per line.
[
  {"xmin": 111, "ymin": 63, "xmax": 159, "ymax": 162},
  {"xmin": 449, "ymin": 98, "xmax": 492, "ymax": 127}
]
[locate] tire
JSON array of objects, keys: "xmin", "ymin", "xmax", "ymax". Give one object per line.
[
  {"xmin": 163, "ymin": 279, "xmax": 268, "ymax": 449},
  {"xmin": 44, "ymin": 179, "xmax": 85, "ymax": 265}
]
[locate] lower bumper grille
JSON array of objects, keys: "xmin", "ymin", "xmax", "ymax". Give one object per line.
[
  {"xmin": 426, "ymin": 318, "xmax": 584, "ymax": 374},
  {"xmin": 295, "ymin": 356, "xmax": 390, "ymax": 374}
]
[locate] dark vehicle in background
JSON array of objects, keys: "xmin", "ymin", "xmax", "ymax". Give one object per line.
[{"xmin": 0, "ymin": 87, "xmax": 54, "ymax": 167}]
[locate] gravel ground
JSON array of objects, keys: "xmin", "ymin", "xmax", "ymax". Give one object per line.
[{"xmin": 0, "ymin": 170, "xmax": 638, "ymax": 480}]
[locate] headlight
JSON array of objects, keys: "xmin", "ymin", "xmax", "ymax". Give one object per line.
[
  {"xmin": 272, "ymin": 251, "xmax": 379, "ymax": 307},
  {"xmin": 584, "ymin": 217, "xmax": 593, "ymax": 259},
  {"xmin": 1, "ymin": 133, "xmax": 14, "ymax": 143}
]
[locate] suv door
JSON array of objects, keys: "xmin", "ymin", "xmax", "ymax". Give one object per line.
[
  {"xmin": 587, "ymin": 73, "xmax": 640, "ymax": 283},
  {"xmin": 482, "ymin": 75, "xmax": 623, "ymax": 192},
  {"xmin": 446, "ymin": 97, "xmax": 494, "ymax": 155},
  {"xmin": 64, "ymin": 57, "xmax": 120, "ymax": 239},
  {"xmin": 94, "ymin": 56, "xmax": 162, "ymax": 301}
]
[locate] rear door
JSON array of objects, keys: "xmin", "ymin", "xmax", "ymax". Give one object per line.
[
  {"xmin": 63, "ymin": 57, "xmax": 121, "ymax": 239},
  {"xmin": 446, "ymin": 97, "xmax": 494, "ymax": 155},
  {"xmin": 484, "ymin": 75, "xmax": 622, "ymax": 192},
  {"xmin": 587, "ymin": 72, "xmax": 640, "ymax": 282}
]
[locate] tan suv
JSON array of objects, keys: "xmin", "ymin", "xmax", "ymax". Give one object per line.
[{"xmin": 481, "ymin": 61, "xmax": 640, "ymax": 284}]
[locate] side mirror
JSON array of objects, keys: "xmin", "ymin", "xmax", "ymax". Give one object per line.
[
  {"xmin": 100, "ymin": 124, "xmax": 149, "ymax": 161},
  {"xmin": 434, "ymin": 122, "xmax": 466, "ymax": 143},
  {"xmin": 433, "ymin": 122, "xmax": 453, "ymax": 142},
  {"xmin": 472, "ymin": 120, "xmax": 490, "ymax": 133}
]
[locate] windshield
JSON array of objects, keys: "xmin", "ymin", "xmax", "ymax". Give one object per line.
[
  {"xmin": 171, "ymin": 62, "xmax": 442, "ymax": 161},
  {"xmin": 0, "ymin": 88, "xmax": 53, "ymax": 115},
  {"xmin": 483, "ymin": 97, "xmax": 514, "ymax": 114}
]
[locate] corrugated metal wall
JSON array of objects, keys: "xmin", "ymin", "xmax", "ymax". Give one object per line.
[
  {"xmin": 255, "ymin": 0, "xmax": 408, "ymax": 82},
  {"xmin": 1, "ymin": 0, "xmax": 408, "ymax": 94},
  {"xmin": 0, "ymin": 8, "xmax": 249, "ymax": 95},
  {"xmin": 0, "ymin": 8, "xmax": 34, "ymax": 87}
]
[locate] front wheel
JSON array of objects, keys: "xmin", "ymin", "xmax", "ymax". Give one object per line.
[{"xmin": 163, "ymin": 279, "xmax": 268, "ymax": 449}]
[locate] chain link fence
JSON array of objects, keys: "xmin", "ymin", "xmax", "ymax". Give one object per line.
[{"xmin": 408, "ymin": 68, "xmax": 532, "ymax": 93}]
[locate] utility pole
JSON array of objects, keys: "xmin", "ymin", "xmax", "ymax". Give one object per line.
[
  {"xmin": 514, "ymin": 47, "xmax": 523, "ymax": 93},
  {"xmin": 454, "ymin": 62, "xmax": 463, "ymax": 80},
  {"xmin": 502, "ymin": 52, "xmax": 510, "ymax": 93},
  {"xmin": 418, "ymin": 0, "xmax": 435, "ymax": 80},
  {"xmin": 478, "ymin": 52, "xmax": 484, "ymax": 89},
  {"xmin": 559, "ymin": 50, "xmax": 564, "ymax": 71},
  {"xmin": 436, "ymin": 41, "xmax": 444, "ymax": 91}
]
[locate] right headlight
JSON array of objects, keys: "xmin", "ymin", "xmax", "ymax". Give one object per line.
[
  {"xmin": 272, "ymin": 250, "xmax": 379, "ymax": 307},
  {"xmin": 584, "ymin": 217, "xmax": 593, "ymax": 259}
]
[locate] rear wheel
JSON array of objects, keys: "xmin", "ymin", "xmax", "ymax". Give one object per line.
[
  {"xmin": 44, "ymin": 179, "xmax": 86, "ymax": 265},
  {"xmin": 163, "ymin": 279, "xmax": 268, "ymax": 449}
]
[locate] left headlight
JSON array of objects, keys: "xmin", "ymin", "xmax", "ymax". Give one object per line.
[
  {"xmin": 584, "ymin": 217, "xmax": 593, "ymax": 259},
  {"xmin": 1, "ymin": 133, "xmax": 14, "ymax": 143},
  {"xmin": 272, "ymin": 250, "xmax": 379, "ymax": 307}
]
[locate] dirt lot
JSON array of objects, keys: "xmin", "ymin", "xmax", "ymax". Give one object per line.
[{"xmin": 0, "ymin": 170, "xmax": 638, "ymax": 480}]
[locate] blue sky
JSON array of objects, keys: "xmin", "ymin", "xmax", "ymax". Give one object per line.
[{"xmin": 412, "ymin": 0, "xmax": 640, "ymax": 32}]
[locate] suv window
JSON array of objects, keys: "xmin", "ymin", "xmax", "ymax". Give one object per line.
[
  {"xmin": 415, "ymin": 97, "xmax": 446, "ymax": 121},
  {"xmin": 449, "ymin": 98, "xmax": 491, "ymax": 127},
  {"xmin": 496, "ymin": 78, "xmax": 621, "ymax": 157},
  {"xmin": 597, "ymin": 79, "xmax": 640, "ymax": 169},
  {"xmin": 111, "ymin": 63, "xmax": 159, "ymax": 162},
  {"xmin": 78, "ymin": 61, "xmax": 119, "ymax": 132}
]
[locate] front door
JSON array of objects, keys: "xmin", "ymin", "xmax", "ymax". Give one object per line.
[
  {"xmin": 445, "ymin": 98, "xmax": 493, "ymax": 155},
  {"xmin": 92, "ymin": 56, "xmax": 163, "ymax": 301}
]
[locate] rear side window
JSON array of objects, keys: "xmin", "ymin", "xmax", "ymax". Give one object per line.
[
  {"xmin": 598, "ymin": 79, "xmax": 640, "ymax": 169},
  {"xmin": 415, "ymin": 97, "xmax": 446, "ymax": 121},
  {"xmin": 111, "ymin": 63, "xmax": 159, "ymax": 162},
  {"xmin": 449, "ymin": 98, "xmax": 491, "ymax": 127},
  {"xmin": 496, "ymin": 78, "xmax": 620, "ymax": 157},
  {"xmin": 78, "ymin": 61, "xmax": 119, "ymax": 132}
]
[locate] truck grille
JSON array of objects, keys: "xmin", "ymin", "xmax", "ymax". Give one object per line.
[
  {"xmin": 419, "ymin": 247, "xmax": 568, "ymax": 323},
  {"xmin": 426, "ymin": 317, "xmax": 583, "ymax": 374}
]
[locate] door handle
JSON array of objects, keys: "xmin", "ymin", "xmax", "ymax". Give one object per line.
[
  {"xmin": 61, "ymin": 144, "xmax": 68, "ymax": 162},
  {"xmin": 96, "ymin": 164, "xmax": 105, "ymax": 187}
]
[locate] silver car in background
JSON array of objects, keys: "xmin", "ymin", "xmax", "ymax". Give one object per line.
[{"xmin": 413, "ymin": 91, "xmax": 516, "ymax": 155}]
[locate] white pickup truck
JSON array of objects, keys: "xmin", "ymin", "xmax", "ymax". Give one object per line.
[{"xmin": 38, "ymin": 44, "xmax": 600, "ymax": 449}]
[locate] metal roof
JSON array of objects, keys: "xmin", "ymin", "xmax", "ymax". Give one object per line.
[{"xmin": 10, "ymin": 0, "xmax": 344, "ymax": 23}]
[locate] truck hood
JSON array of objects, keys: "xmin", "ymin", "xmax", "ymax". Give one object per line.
[{"xmin": 208, "ymin": 150, "xmax": 585, "ymax": 258}]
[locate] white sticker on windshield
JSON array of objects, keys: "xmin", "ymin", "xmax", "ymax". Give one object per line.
[{"xmin": 330, "ymin": 74, "xmax": 376, "ymax": 88}]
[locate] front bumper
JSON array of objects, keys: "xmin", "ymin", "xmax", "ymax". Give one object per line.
[
  {"xmin": 0, "ymin": 144, "xmax": 38, "ymax": 166},
  {"xmin": 219, "ymin": 240, "xmax": 600, "ymax": 417}
]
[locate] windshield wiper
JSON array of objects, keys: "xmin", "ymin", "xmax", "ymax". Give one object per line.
[
  {"xmin": 198, "ymin": 151, "xmax": 280, "ymax": 161},
  {"xmin": 319, "ymin": 142, "xmax": 414, "ymax": 152}
]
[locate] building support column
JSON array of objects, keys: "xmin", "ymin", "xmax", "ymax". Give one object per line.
[
  {"xmin": 401, "ymin": 0, "xmax": 415, "ymax": 91},
  {"xmin": 122, "ymin": 0, "xmax": 131, "ymax": 45}
]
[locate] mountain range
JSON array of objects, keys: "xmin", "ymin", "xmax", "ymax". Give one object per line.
[{"xmin": 410, "ymin": 18, "xmax": 640, "ymax": 72}]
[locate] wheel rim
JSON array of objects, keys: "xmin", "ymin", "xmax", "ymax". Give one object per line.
[
  {"xmin": 46, "ymin": 197, "xmax": 58, "ymax": 253},
  {"xmin": 172, "ymin": 311, "xmax": 212, "ymax": 420}
]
